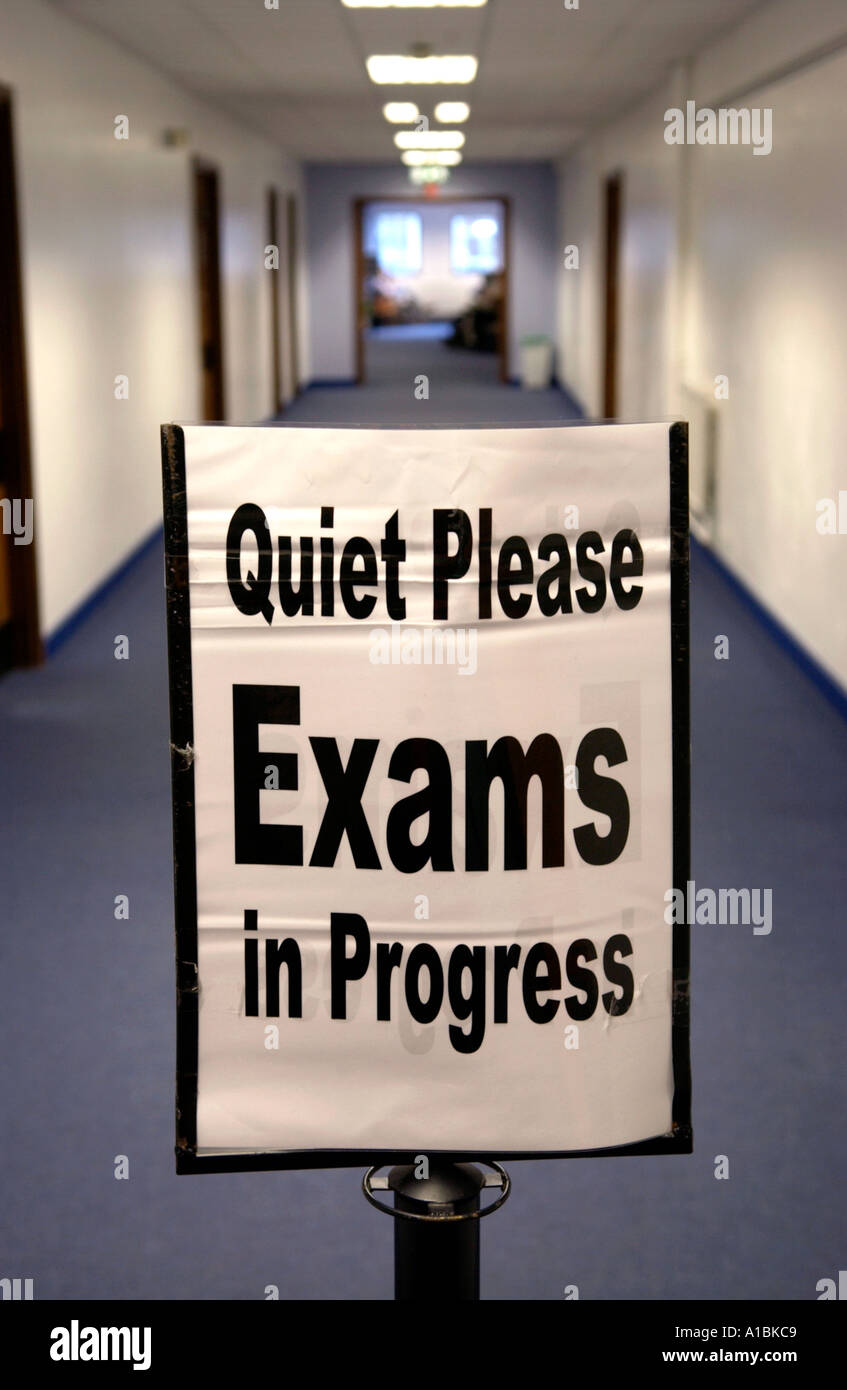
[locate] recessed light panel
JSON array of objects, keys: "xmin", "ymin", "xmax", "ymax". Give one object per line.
[
  {"xmin": 394, "ymin": 130, "xmax": 465, "ymax": 149},
  {"xmin": 408, "ymin": 166, "xmax": 451, "ymax": 185},
  {"xmin": 401, "ymin": 149, "xmax": 463, "ymax": 165},
  {"xmin": 434, "ymin": 101, "xmax": 471, "ymax": 122},
  {"xmin": 383, "ymin": 102, "xmax": 421, "ymax": 123},
  {"xmin": 345, "ymin": 2, "xmax": 485, "ymax": 9},
  {"xmin": 367, "ymin": 55, "xmax": 478, "ymax": 84}
]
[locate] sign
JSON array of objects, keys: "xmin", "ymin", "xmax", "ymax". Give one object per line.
[{"xmin": 162, "ymin": 421, "xmax": 690, "ymax": 1173}]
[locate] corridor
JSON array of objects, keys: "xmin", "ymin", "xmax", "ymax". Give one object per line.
[{"xmin": 1, "ymin": 0, "xmax": 845, "ymax": 1310}]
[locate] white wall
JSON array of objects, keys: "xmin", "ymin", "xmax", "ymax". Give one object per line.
[
  {"xmin": 685, "ymin": 46, "xmax": 847, "ymax": 688},
  {"xmin": 306, "ymin": 162, "xmax": 557, "ymax": 381},
  {"xmin": 555, "ymin": 77, "xmax": 683, "ymax": 420},
  {"xmin": 363, "ymin": 199, "xmax": 503, "ymax": 320},
  {"xmin": 0, "ymin": 0, "xmax": 307, "ymax": 638},
  {"xmin": 556, "ymin": 0, "xmax": 847, "ymax": 689}
]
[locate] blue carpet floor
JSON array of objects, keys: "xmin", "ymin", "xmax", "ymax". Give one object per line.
[
  {"xmin": 1, "ymin": 343, "xmax": 845, "ymax": 1299},
  {"xmin": 286, "ymin": 333, "xmax": 579, "ymax": 425}
]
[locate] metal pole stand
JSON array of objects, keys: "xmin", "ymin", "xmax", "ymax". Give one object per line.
[{"xmin": 363, "ymin": 1160, "xmax": 510, "ymax": 1301}]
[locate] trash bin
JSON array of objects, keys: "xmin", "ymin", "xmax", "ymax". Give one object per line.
[{"xmin": 519, "ymin": 335, "xmax": 553, "ymax": 389}]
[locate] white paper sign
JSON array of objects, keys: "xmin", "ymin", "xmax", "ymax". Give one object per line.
[{"xmin": 167, "ymin": 421, "xmax": 686, "ymax": 1161}]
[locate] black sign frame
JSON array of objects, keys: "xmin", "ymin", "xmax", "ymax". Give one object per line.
[{"xmin": 162, "ymin": 420, "xmax": 691, "ymax": 1175}]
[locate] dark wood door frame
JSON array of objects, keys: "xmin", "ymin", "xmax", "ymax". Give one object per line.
[
  {"xmin": 353, "ymin": 194, "xmax": 512, "ymax": 386},
  {"xmin": 286, "ymin": 194, "xmax": 300, "ymax": 396},
  {"xmin": 267, "ymin": 187, "xmax": 282, "ymax": 415},
  {"xmin": 0, "ymin": 87, "xmax": 41, "ymax": 670},
  {"xmin": 192, "ymin": 160, "xmax": 225, "ymax": 420},
  {"xmin": 602, "ymin": 171, "xmax": 623, "ymax": 418}
]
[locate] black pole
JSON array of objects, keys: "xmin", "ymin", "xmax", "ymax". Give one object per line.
[
  {"xmin": 389, "ymin": 1162, "xmax": 483, "ymax": 1300},
  {"xmin": 362, "ymin": 1158, "xmax": 510, "ymax": 1301}
]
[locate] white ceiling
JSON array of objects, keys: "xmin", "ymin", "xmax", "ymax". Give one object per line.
[{"xmin": 52, "ymin": 0, "xmax": 766, "ymax": 161}]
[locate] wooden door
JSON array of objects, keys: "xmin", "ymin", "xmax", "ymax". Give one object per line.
[
  {"xmin": 193, "ymin": 163, "xmax": 225, "ymax": 420},
  {"xmin": 602, "ymin": 172, "xmax": 623, "ymax": 418},
  {"xmin": 285, "ymin": 194, "xmax": 299, "ymax": 395},
  {"xmin": 0, "ymin": 88, "xmax": 40, "ymax": 672},
  {"xmin": 267, "ymin": 188, "xmax": 283, "ymax": 415}
]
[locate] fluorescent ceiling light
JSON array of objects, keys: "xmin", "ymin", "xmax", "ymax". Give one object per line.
[
  {"xmin": 367, "ymin": 55, "xmax": 478, "ymax": 84},
  {"xmin": 409, "ymin": 166, "xmax": 451, "ymax": 185},
  {"xmin": 434, "ymin": 101, "xmax": 470, "ymax": 122},
  {"xmin": 345, "ymin": 3, "xmax": 485, "ymax": 9},
  {"xmin": 383, "ymin": 102, "xmax": 420, "ymax": 122},
  {"xmin": 401, "ymin": 148, "xmax": 462, "ymax": 165},
  {"xmin": 394, "ymin": 130, "xmax": 465, "ymax": 149}
]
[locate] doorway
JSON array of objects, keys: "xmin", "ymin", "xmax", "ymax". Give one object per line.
[
  {"xmin": 193, "ymin": 161, "xmax": 225, "ymax": 420},
  {"xmin": 602, "ymin": 172, "xmax": 623, "ymax": 418},
  {"xmin": 267, "ymin": 189, "xmax": 301, "ymax": 414},
  {"xmin": 286, "ymin": 194, "xmax": 300, "ymax": 398},
  {"xmin": 267, "ymin": 187, "xmax": 283, "ymax": 415},
  {"xmin": 0, "ymin": 88, "xmax": 40, "ymax": 673},
  {"xmin": 354, "ymin": 195, "xmax": 510, "ymax": 387}
]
